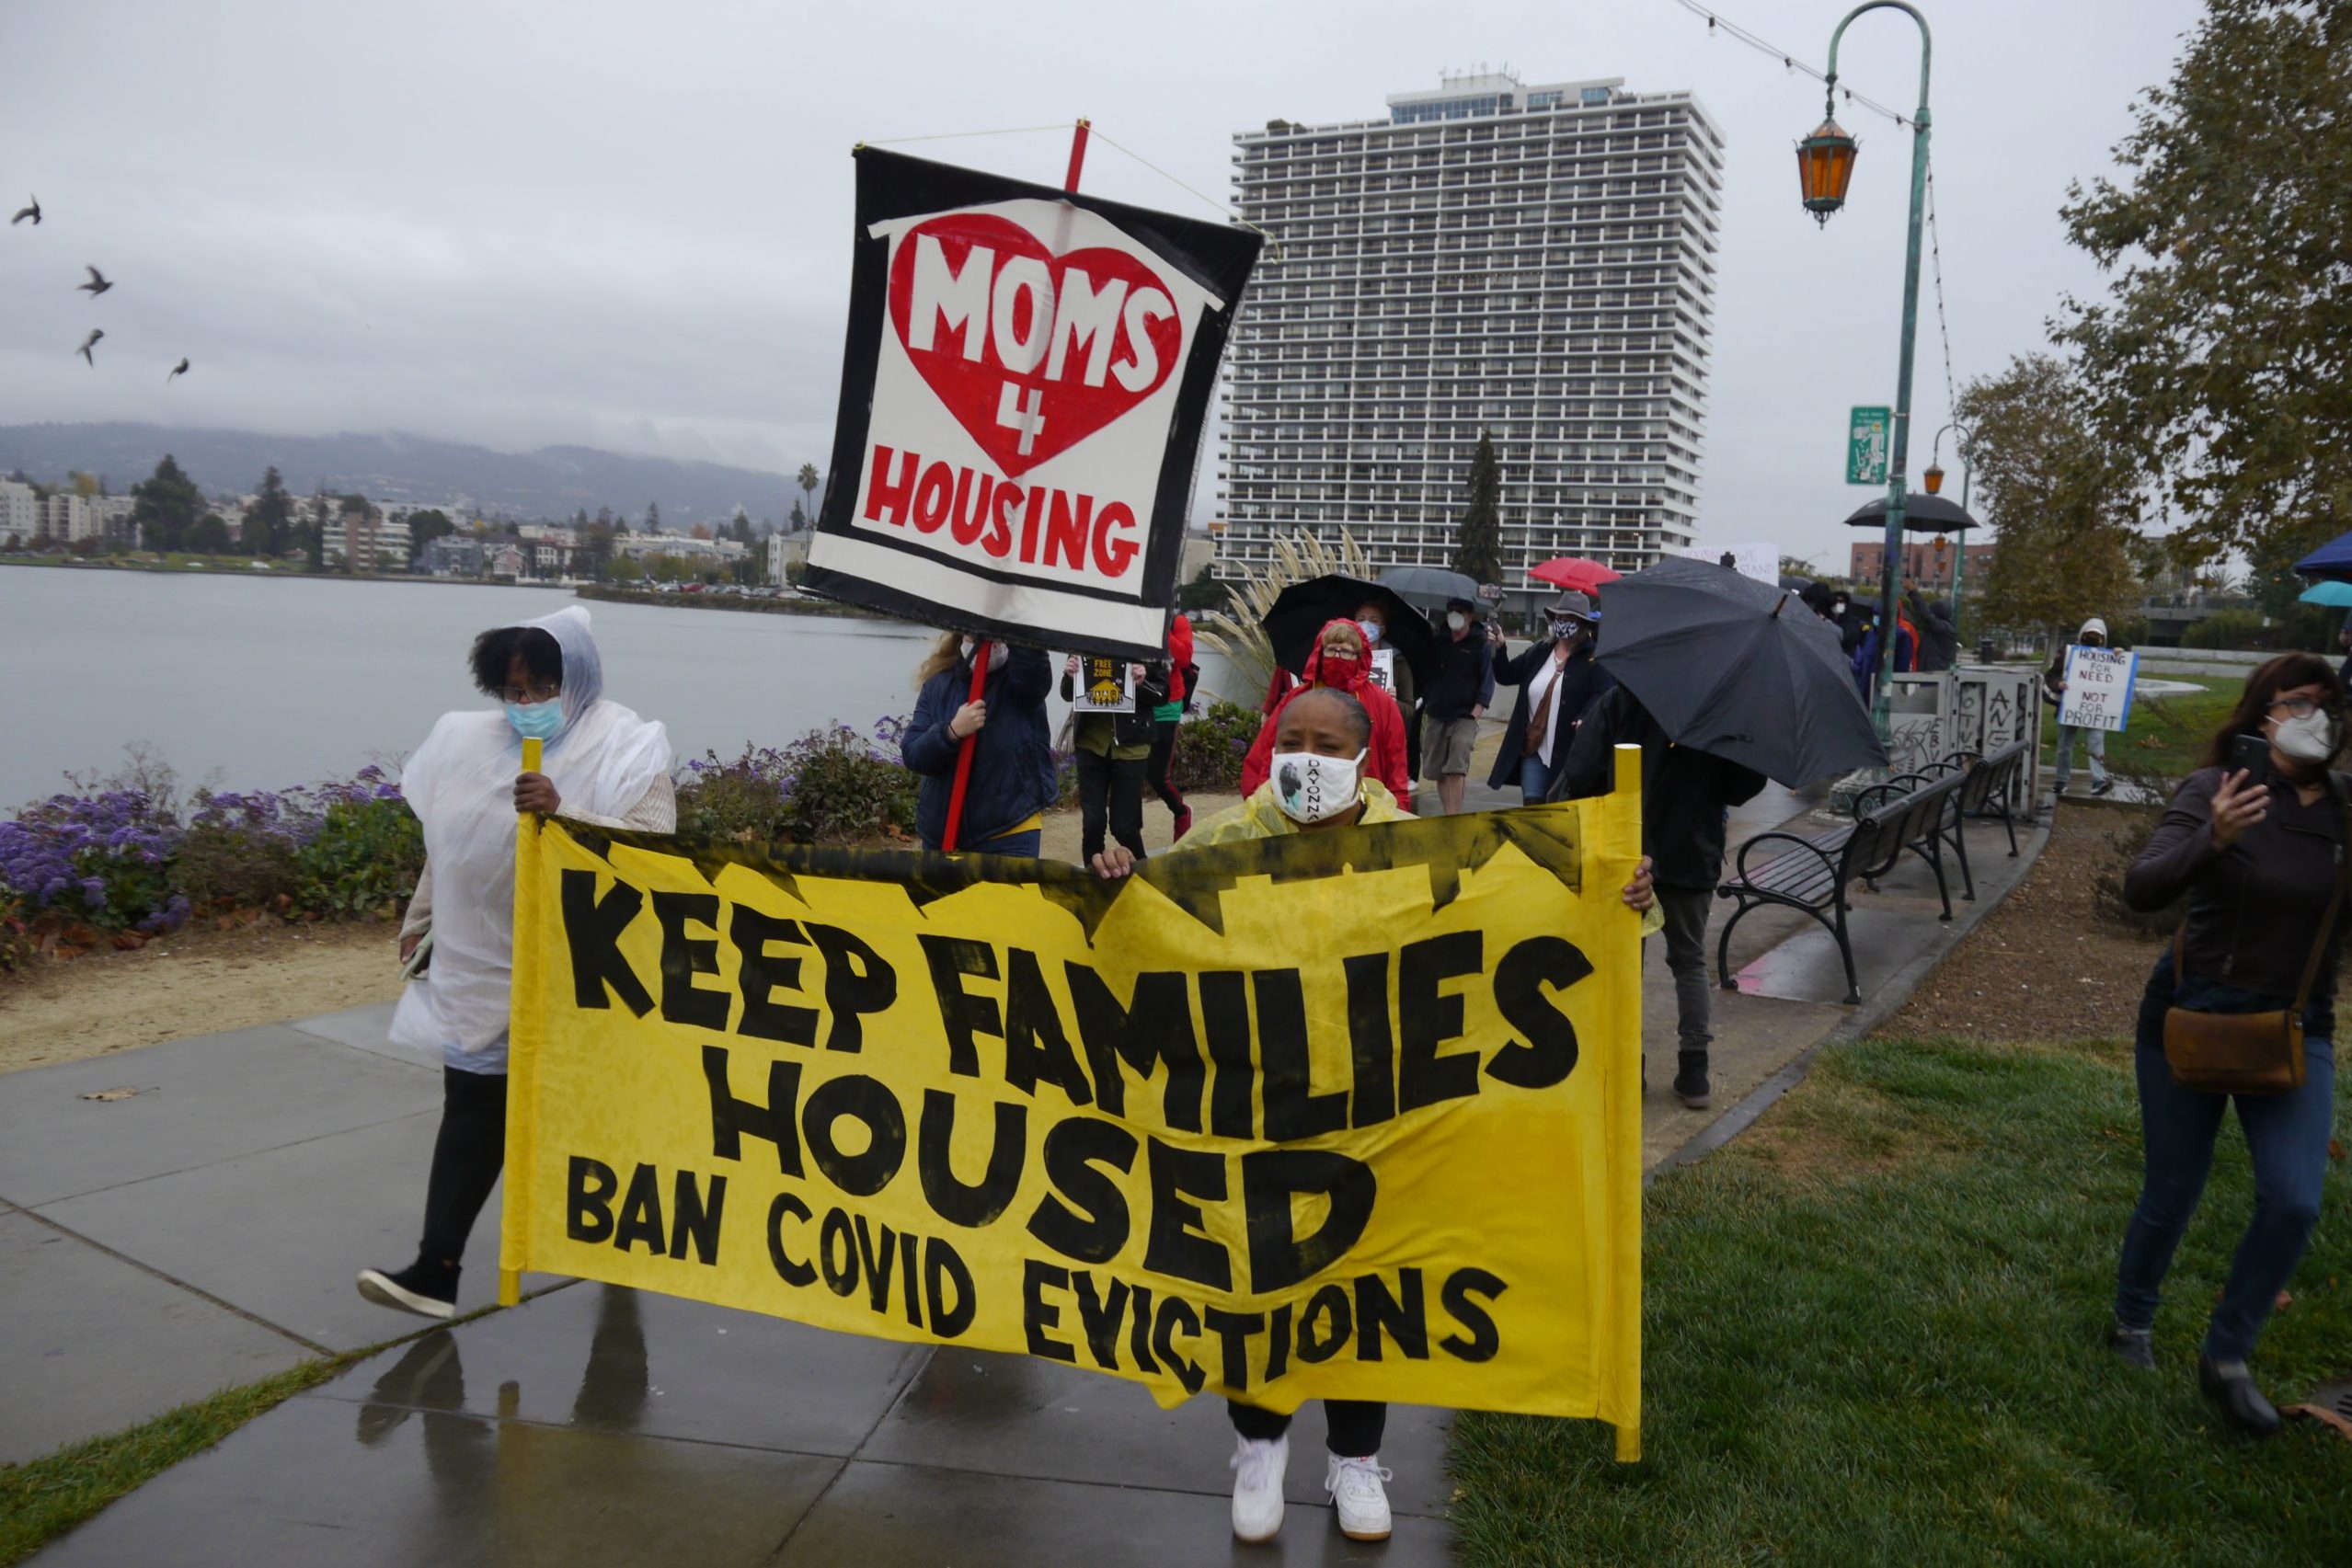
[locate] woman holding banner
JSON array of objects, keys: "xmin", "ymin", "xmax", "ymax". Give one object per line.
[
  {"xmin": 359, "ymin": 607, "xmax": 672, "ymax": 1321},
  {"xmin": 902, "ymin": 633, "xmax": 1055, "ymax": 856},
  {"xmin": 1096, "ymin": 683, "xmax": 1657, "ymax": 1543}
]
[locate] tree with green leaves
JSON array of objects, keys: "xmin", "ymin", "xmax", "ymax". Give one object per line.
[
  {"xmin": 1454, "ymin": 430, "xmax": 1504, "ymax": 585},
  {"xmin": 406, "ymin": 509, "xmax": 454, "ymax": 566},
  {"xmin": 131, "ymin": 454, "xmax": 203, "ymax": 554},
  {"xmin": 1958, "ymin": 353, "xmax": 2144, "ymax": 637},
  {"xmin": 305, "ymin": 488, "xmax": 329, "ymax": 572},
  {"xmin": 1176, "ymin": 564, "xmax": 1230, "ymax": 613},
  {"xmin": 2058, "ymin": 0, "xmax": 2351, "ymax": 563},
  {"xmin": 247, "ymin": 466, "xmax": 294, "ymax": 555},
  {"xmin": 645, "ymin": 501, "xmax": 661, "ymax": 534},
  {"xmin": 187, "ymin": 513, "xmax": 234, "ymax": 555},
  {"xmin": 798, "ymin": 463, "xmax": 821, "ymax": 522},
  {"xmin": 729, "ymin": 507, "xmax": 753, "ymax": 543}
]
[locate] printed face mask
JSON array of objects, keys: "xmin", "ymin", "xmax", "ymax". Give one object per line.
[
  {"xmin": 1270, "ymin": 748, "xmax": 1366, "ymax": 825},
  {"xmin": 958, "ymin": 638, "xmax": 1009, "ymax": 672},
  {"xmin": 2274, "ymin": 710, "xmax": 2340, "ymax": 764},
  {"xmin": 506, "ymin": 699, "xmax": 563, "ymax": 741}
]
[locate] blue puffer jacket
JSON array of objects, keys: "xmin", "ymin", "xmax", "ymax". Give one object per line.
[{"xmin": 903, "ymin": 645, "xmax": 1057, "ymax": 850}]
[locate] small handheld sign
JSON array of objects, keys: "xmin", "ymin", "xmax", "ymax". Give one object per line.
[
  {"xmin": 1367, "ymin": 647, "xmax": 1397, "ymax": 695},
  {"xmin": 1073, "ymin": 656, "xmax": 1135, "ymax": 714},
  {"xmin": 2058, "ymin": 646, "xmax": 2139, "ymax": 733}
]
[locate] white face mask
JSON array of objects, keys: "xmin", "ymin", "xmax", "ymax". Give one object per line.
[
  {"xmin": 1270, "ymin": 748, "xmax": 1366, "ymax": 824},
  {"xmin": 2273, "ymin": 710, "xmax": 2340, "ymax": 764},
  {"xmin": 1446, "ymin": 612, "xmax": 1468, "ymax": 633},
  {"xmin": 958, "ymin": 637, "xmax": 1008, "ymax": 672}
]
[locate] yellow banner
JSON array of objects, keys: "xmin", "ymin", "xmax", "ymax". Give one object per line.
[{"xmin": 501, "ymin": 774, "xmax": 1644, "ymax": 1456}]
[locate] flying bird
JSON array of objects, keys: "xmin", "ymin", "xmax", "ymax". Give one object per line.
[
  {"xmin": 10, "ymin": 196, "xmax": 36, "ymax": 225},
  {"xmin": 78, "ymin": 329, "xmax": 103, "ymax": 366},
  {"xmin": 167, "ymin": 358, "xmax": 189, "ymax": 383},
  {"xmin": 78, "ymin": 266, "xmax": 111, "ymax": 296}
]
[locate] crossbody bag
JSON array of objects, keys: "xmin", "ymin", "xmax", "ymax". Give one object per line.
[{"xmin": 2162, "ymin": 799, "xmax": 2351, "ymax": 1095}]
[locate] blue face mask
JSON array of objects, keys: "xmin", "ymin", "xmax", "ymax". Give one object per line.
[{"xmin": 505, "ymin": 699, "xmax": 564, "ymax": 740}]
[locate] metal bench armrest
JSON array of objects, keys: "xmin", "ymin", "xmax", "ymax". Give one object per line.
[{"xmin": 1730, "ymin": 830, "xmax": 1841, "ymax": 889}]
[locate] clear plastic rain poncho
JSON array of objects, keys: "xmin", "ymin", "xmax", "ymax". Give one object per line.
[{"xmin": 389, "ymin": 607, "xmax": 671, "ymax": 1072}]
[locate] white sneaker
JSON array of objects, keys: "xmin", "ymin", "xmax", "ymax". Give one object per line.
[
  {"xmin": 1230, "ymin": 1435, "xmax": 1287, "ymax": 1542},
  {"xmin": 1325, "ymin": 1452, "xmax": 1394, "ymax": 1541}
]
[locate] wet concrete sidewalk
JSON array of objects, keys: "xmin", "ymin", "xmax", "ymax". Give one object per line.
[{"xmin": 5, "ymin": 790, "xmax": 2046, "ymax": 1564}]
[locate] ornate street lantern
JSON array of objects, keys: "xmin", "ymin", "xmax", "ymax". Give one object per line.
[
  {"xmin": 1922, "ymin": 462, "xmax": 1945, "ymax": 495},
  {"xmin": 1796, "ymin": 119, "xmax": 1859, "ymax": 225}
]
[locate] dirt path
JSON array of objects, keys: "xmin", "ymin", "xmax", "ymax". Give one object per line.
[
  {"xmin": 0, "ymin": 921, "xmax": 401, "ymax": 1075},
  {"xmin": 1877, "ymin": 801, "xmax": 2167, "ymax": 1044}
]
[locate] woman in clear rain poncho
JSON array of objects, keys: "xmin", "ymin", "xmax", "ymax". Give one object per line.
[{"xmin": 358, "ymin": 606, "xmax": 672, "ymax": 1321}]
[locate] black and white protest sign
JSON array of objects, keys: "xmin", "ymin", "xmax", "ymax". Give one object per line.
[{"xmin": 804, "ymin": 148, "xmax": 1261, "ymax": 660}]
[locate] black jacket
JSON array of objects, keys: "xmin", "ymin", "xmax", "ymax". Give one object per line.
[
  {"xmin": 1549, "ymin": 686, "xmax": 1769, "ymax": 890},
  {"xmin": 1905, "ymin": 589, "xmax": 1958, "ymax": 673},
  {"xmin": 1422, "ymin": 627, "xmax": 1497, "ymax": 721},
  {"xmin": 1486, "ymin": 640, "xmax": 1615, "ymax": 792},
  {"xmin": 2126, "ymin": 766, "xmax": 2349, "ymax": 1011}
]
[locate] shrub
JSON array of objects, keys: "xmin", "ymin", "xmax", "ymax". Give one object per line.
[
  {"xmin": 2182, "ymin": 608, "xmax": 2267, "ymax": 650},
  {"xmin": 1172, "ymin": 700, "xmax": 1261, "ymax": 792},
  {"xmin": 293, "ymin": 790, "xmax": 425, "ymax": 917},
  {"xmin": 677, "ymin": 718, "xmax": 918, "ymax": 847},
  {"xmin": 0, "ymin": 790, "xmax": 183, "ymax": 933},
  {"xmin": 184, "ymin": 767, "xmax": 420, "ymax": 918}
]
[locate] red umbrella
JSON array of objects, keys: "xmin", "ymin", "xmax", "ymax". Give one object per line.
[{"xmin": 1530, "ymin": 556, "xmax": 1622, "ymax": 593}]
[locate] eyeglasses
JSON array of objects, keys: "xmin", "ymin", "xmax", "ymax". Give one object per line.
[
  {"xmin": 2267, "ymin": 695, "xmax": 2338, "ymax": 720},
  {"xmin": 498, "ymin": 684, "xmax": 562, "ymax": 705}
]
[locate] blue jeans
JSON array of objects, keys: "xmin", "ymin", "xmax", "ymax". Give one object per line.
[
  {"xmin": 974, "ymin": 828, "xmax": 1040, "ymax": 858},
  {"xmin": 1518, "ymin": 754, "xmax": 1551, "ymax": 803},
  {"xmin": 2115, "ymin": 963, "xmax": 2336, "ymax": 1360}
]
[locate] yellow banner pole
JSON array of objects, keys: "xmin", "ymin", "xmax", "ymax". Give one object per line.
[
  {"xmin": 1604, "ymin": 741, "xmax": 1644, "ymax": 1462},
  {"xmin": 498, "ymin": 735, "xmax": 544, "ymax": 1308}
]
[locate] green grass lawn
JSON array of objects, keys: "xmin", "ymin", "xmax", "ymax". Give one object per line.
[
  {"xmin": 1450, "ymin": 1036, "xmax": 2352, "ymax": 1565},
  {"xmin": 2042, "ymin": 678, "xmax": 2242, "ymax": 783},
  {"xmin": 0, "ymin": 1359, "xmax": 343, "ymax": 1565}
]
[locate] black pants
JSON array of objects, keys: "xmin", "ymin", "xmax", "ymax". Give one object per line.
[
  {"xmin": 419, "ymin": 1066, "xmax": 508, "ymax": 1272},
  {"xmin": 1145, "ymin": 720, "xmax": 1187, "ymax": 818},
  {"xmin": 1075, "ymin": 749, "xmax": 1147, "ymax": 863},
  {"xmin": 1228, "ymin": 1399, "xmax": 1386, "ymax": 1457}
]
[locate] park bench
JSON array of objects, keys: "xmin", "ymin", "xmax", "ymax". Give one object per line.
[
  {"xmin": 1899, "ymin": 740, "xmax": 2030, "ymax": 900},
  {"xmin": 1713, "ymin": 766, "xmax": 1969, "ymax": 1006}
]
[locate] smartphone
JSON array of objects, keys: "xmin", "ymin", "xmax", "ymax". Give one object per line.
[{"xmin": 2227, "ymin": 733, "xmax": 2270, "ymax": 782}]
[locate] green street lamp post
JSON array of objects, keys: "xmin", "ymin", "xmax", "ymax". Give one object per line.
[
  {"xmin": 1924, "ymin": 418, "xmax": 1972, "ymax": 644},
  {"xmin": 1799, "ymin": 1, "xmax": 1933, "ymax": 742}
]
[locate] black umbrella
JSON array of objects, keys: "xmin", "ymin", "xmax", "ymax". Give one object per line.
[
  {"xmin": 1595, "ymin": 557, "xmax": 1885, "ymax": 787},
  {"xmin": 1842, "ymin": 492, "xmax": 1980, "ymax": 533},
  {"xmin": 1263, "ymin": 574, "xmax": 1437, "ymax": 682},
  {"xmin": 1378, "ymin": 565, "xmax": 1482, "ymax": 612}
]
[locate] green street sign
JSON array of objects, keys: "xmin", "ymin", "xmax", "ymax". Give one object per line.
[{"xmin": 1847, "ymin": 406, "xmax": 1890, "ymax": 486}]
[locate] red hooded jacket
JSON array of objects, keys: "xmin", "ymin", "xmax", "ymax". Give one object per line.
[{"xmin": 1239, "ymin": 621, "xmax": 1414, "ymax": 810}]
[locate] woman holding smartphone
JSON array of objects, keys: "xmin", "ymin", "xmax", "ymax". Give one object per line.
[{"xmin": 2112, "ymin": 654, "xmax": 2348, "ymax": 1433}]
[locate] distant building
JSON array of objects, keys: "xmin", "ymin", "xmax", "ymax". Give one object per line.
[
  {"xmin": 89, "ymin": 495, "xmax": 137, "ymax": 547},
  {"xmin": 488, "ymin": 542, "xmax": 526, "ymax": 580},
  {"xmin": 0, "ymin": 480, "xmax": 37, "ymax": 547},
  {"xmin": 420, "ymin": 534, "xmax": 486, "ymax": 577},
  {"xmin": 1219, "ymin": 72, "xmax": 1724, "ymax": 583},
  {"xmin": 613, "ymin": 529, "xmax": 747, "ymax": 564},
  {"xmin": 768, "ymin": 527, "xmax": 815, "ymax": 585},
  {"xmin": 40, "ymin": 492, "xmax": 90, "ymax": 544},
  {"xmin": 1847, "ymin": 540, "xmax": 1994, "ymax": 593}
]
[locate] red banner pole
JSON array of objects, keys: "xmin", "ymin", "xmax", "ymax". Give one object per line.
[{"xmin": 937, "ymin": 120, "xmax": 1089, "ymax": 855}]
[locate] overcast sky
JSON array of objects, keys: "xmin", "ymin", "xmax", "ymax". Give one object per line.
[{"xmin": 0, "ymin": 0, "xmax": 2200, "ymax": 567}]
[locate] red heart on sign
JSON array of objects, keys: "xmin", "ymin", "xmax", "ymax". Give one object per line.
[{"xmin": 887, "ymin": 212, "xmax": 1183, "ymax": 478}]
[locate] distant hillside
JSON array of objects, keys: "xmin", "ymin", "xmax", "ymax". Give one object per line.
[{"xmin": 0, "ymin": 423, "xmax": 808, "ymax": 526}]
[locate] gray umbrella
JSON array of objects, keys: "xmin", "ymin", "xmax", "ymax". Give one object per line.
[
  {"xmin": 1378, "ymin": 565, "xmax": 1481, "ymax": 612},
  {"xmin": 1594, "ymin": 557, "xmax": 1884, "ymax": 787}
]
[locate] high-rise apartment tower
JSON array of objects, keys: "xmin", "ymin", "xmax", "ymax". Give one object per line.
[{"xmin": 1216, "ymin": 73, "xmax": 1724, "ymax": 583}]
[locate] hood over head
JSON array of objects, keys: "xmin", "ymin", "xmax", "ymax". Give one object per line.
[{"xmin": 508, "ymin": 605, "xmax": 604, "ymax": 733}]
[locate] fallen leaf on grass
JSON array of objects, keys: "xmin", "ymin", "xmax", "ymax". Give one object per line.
[
  {"xmin": 79, "ymin": 1086, "xmax": 149, "ymax": 1102},
  {"xmin": 2331, "ymin": 1139, "xmax": 2345, "ymax": 1162}
]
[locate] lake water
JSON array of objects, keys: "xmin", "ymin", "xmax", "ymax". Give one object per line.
[{"xmin": 0, "ymin": 568, "xmax": 1236, "ymax": 811}]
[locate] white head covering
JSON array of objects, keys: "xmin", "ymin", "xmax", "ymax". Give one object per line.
[{"xmin": 390, "ymin": 606, "xmax": 671, "ymax": 1070}]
